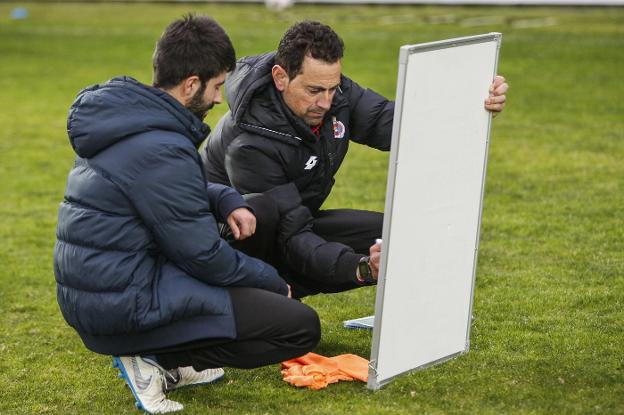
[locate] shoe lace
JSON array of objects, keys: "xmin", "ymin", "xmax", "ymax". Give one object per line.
[{"xmin": 164, "ymin": 368, "xmax": 181, "ymax": 391}]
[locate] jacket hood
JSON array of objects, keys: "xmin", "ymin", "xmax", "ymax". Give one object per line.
[
  {"xmin": 225, "ymin": 52, "xmax": 275, "ymax": 123},
  {"xmin": 67, "ymin": 76, "xmax": 210, "ymax": 158},
  {"xmin": 225, "ymin": 53, "xmax": 350, "ymax": 144},
  {"xmin": 225, "ymin": 53, "xmax": 310, "ymax": 144}
]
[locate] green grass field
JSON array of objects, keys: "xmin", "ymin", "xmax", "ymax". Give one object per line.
[{"xmin": 0, "ymin": 2, "xmax": 622, "ymax": 414}]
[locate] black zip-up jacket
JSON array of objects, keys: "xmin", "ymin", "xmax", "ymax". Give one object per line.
[{"xmin": 203, "ymin": 52, "xmax": 394, "ymax": 289}]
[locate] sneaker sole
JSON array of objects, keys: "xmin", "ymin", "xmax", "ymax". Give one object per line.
[{"xmin": 112, "ymin": 357, "xmax": 149, "ymax": 412}]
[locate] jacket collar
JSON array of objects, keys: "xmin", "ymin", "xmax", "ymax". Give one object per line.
[
  {"xmin": 68, "ymin": 76, "xmax": 211, "ymax": 158},
  {"xmin": 227, "ymin": 53, "xmax": 348, "ymax": 145}
]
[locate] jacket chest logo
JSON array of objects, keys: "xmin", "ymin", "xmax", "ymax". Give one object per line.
[
  {"xmin": 332, "ymin": 117, "xmax": 346, "ymax": 139},
  {"xmin": 304, "ymin": 156, "xmax": 318, "ymax": 170}
]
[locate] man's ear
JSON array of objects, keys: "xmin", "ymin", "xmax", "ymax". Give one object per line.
[
  {"xmin": 272, "ymin": 65, "xmax": 289, "ymax": 92},
  {"xmin": 180, "ymin": 76, "xmax": 202, "ymax": 102}
]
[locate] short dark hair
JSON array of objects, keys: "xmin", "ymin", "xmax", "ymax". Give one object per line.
[
  {"xmin": 152, "ymin": 14, "xmax": 236, "ymax": 89},
  {"xmin": 274, "ymin": 21, "xmax": 344, "ymax": 79}
]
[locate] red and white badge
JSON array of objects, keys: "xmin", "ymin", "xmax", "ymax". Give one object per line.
[{"xmin": 332, "ymin": 117, "xmax": 345, "ymax": 139}]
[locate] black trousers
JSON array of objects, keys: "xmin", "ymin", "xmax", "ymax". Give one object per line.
[
  {"xmin": 312, "ymin": 209, "xmax": 383, "ymax": 256},
  {"xmin": 282, "ymin": 209, "xmax": 383, "ymax": 298},
  {"xmin": 230, "ymin": 195, "xmax": 383, "ymax": 298},
  {"xmin": 154, "ymin": 287, "xmax": 320, "ymax": 371},
  {"xmin": 151, "ymin": 198, "xmax": 382, "ymax": 370},
  {"xmin": 150, "ymin": 194, "xmax": 319, "ymax": 371}
]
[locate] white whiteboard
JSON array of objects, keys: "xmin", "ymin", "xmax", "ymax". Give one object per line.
[{"xmin": 368, "ymin": 33, "xmax": 501, "ymax": 389}]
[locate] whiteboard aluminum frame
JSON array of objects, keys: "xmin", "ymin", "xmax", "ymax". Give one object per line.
[{"xmin": 367, "ymin": 33, "xmax": 502, "ymax": 390}]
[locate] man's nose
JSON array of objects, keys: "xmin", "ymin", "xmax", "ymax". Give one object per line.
[
  {"xmin": 317, "ymin": 91, "xmax": 332, "ymax": 110},
  {"xmin": 213, "ymin": 89, "xmax": 223, "ymax": 105}
]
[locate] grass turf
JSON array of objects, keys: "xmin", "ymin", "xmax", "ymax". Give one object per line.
[{"xmin": 0, "ymin": 2, "xmax": 622, "ymax": 414}]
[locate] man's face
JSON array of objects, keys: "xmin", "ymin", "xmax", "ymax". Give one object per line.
[
  {"xmin": 275, "ymin": 56, "xmax": 342, "ymax": 126},
  {"xmin": 187, "ymin": 72, "xmax": 227, "ymax": 120}
]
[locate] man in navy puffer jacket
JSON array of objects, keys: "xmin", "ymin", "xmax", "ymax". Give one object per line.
[{"xmin": 54, "ymin": 15, "xmax": 319, "ymax": 414}]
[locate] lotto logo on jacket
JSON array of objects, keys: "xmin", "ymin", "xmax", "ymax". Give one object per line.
[
  {"xmin": 202, "ymin": 51, "xmax": 394, "ymax": 213},
  {"xmin": 304, "ymin": 156, "xmax": 318, "ymax": 170}
]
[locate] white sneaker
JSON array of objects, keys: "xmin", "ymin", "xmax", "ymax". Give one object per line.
[
  {"xmin": 113, "ymin": 356, "xmax": 184, "ymax": 414},
  {"xmin": 165, "ymin": 367, "xmax": 224, "ymax": 392}
]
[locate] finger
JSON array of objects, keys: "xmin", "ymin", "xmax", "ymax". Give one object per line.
[
  {"xmin": 227, "ymin": 217, "xmax": 241, "ymax": 240},
  {"xmin": 238, "ymin": 226, "xmax": 249, "ymax": 240},
  {"xmin": 242, "ymin": 220, "xmax": 255, "ymax": 239},
  {"xmin": 485, "ymin": 94, "xmax": 506, "ymax": 105},
  {"xmin": 371, "ymin": 266, "xmax": 379, "ymax": 279},
  {"xmin": 236, "ymin": 220, "xmax": 250, "ymax": 240},
  {"xmin": 490, "ymin": 75, "xmax": 506, "ymax": 92},
  {"xmin": 485, "ymin": 102, "xmax": 505, "ymax": 113},
  {"xmin": 370, "ymin": 251, "xmax": 380, "ymax": 265},
  {"xmin": 492, "ymin": 82, "xmax": 509, "ymax": 96},
  {"xmin": 369, "ymin": 253, "xmax": 380, "ymax": 277},
  {"xmin": 235, "ymin": 212, "xmax": 255, "ymax": 238},
  {"xmin": 248, "ymin": 217, "xmax": 256, "ymax": 236}
]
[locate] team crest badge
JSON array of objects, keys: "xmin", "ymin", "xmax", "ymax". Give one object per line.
[{"xmin": 332, "ymin": 117, "xmax": 345, "ymax": 139}]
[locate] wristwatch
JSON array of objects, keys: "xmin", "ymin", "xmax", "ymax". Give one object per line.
[{"xmin": 356, "ymin": 256, "xmax": 376, "ymax": 285}]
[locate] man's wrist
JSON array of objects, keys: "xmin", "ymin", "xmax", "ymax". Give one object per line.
[
  {"xmin": 356, "ymin": 256, "xmax": 375, "ymax": 285},
  {"xmin": 356, "ymin": 266, "xmax": 364, "ymax": 284}
]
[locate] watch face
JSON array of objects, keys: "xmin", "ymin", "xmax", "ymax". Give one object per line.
[{"xmin": 358, "ymin": 258, "xmax": 372, "ymax": 281}]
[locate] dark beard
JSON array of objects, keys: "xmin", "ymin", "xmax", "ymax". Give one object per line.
[{"xmin": 187, "ymin": 82, "xmax": 213, "ymax": 120}]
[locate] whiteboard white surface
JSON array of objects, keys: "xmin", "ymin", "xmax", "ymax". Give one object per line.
[{"xmin": 368, "ymin": 33, "xmax": 501, "ymax": 389}]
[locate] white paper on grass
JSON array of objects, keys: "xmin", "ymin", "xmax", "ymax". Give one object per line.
[
  {"xmin": 367, "ymin": 33, "xmax": 501, "ymax": 390},
  {"xmin": 343, "ymin": 315, "xmax": 375, "ymax": 329}
]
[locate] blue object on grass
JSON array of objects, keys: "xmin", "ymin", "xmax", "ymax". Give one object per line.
[{"xmin": 10, "ymin": 8, "xmax": 29, "ymax": 20}]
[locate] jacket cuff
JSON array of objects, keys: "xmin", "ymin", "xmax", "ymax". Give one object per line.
[
  {"xmin": 217, "ymin": 192, "xmax": 252, "ymax": 222},
  {"xmin": 336, "ymin": 252, "xmax": 367, "ymax": 285}
]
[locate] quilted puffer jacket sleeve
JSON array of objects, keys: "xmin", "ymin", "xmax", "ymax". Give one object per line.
[
  {"xmin": 126, "ymin": 143, "xmax": 288, "ymax": 295},
  {"xmin": 264, "ymin": 183, "xmax": 363, "ymax": 286},
  {"xmin": 204, "ymin": 182, "xmax": 252, "ymax": 223},
  {"xmin": 342, "ymin": 76, "xmax": 394, "ymax": 151},
  {"xmin": 225, "ymin": 140, "xmax": 324, "ymax": 210},
  {"xmin": 226, "ymin": 143, "xmax": 363, "ymax": 286},
  {"xmin": 225, "ymin": 139, "xmax": 289, "ymax": 195}
]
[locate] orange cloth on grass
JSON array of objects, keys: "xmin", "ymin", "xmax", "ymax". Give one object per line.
[{"xmin": 281, "ymin": 352, "xmax": 369, "ymax": 390}]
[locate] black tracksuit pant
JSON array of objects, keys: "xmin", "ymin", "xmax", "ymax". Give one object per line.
[
  {"xmin": 232, "ymin": 195, "xmax": 383, "ymax": 298},
  {"xmin": 153, "ymin": 287, "xmax": 320, "ymax": 371},
  {"xmin": 151, "ymin": 195, "xmax": 381, "ymax": 370},
  {"xmin": 149, "ymin": 194, "xmax": 320, "ymax": 371},
  {"xmin": 287, "ymin": 208, "xmax": 383, "ymax": 298}
]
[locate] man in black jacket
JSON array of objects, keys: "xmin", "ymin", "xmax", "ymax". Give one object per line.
[{"xmin": 203, "ymin": 21, "xmax": 508, "ymax": 298}]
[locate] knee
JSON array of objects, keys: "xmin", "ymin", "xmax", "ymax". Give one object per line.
[
  {"xmin": 297, "ymin": 304, "xmax": 321, "ymax": 350},
  {"xmin": 370, "ymin": 211, "xmax": 384, "ymax": 235}
]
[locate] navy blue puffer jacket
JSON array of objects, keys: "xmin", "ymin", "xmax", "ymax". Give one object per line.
[{"xmin": 54, "ymin": 77, "xmax": 287, "ymax": 355}]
